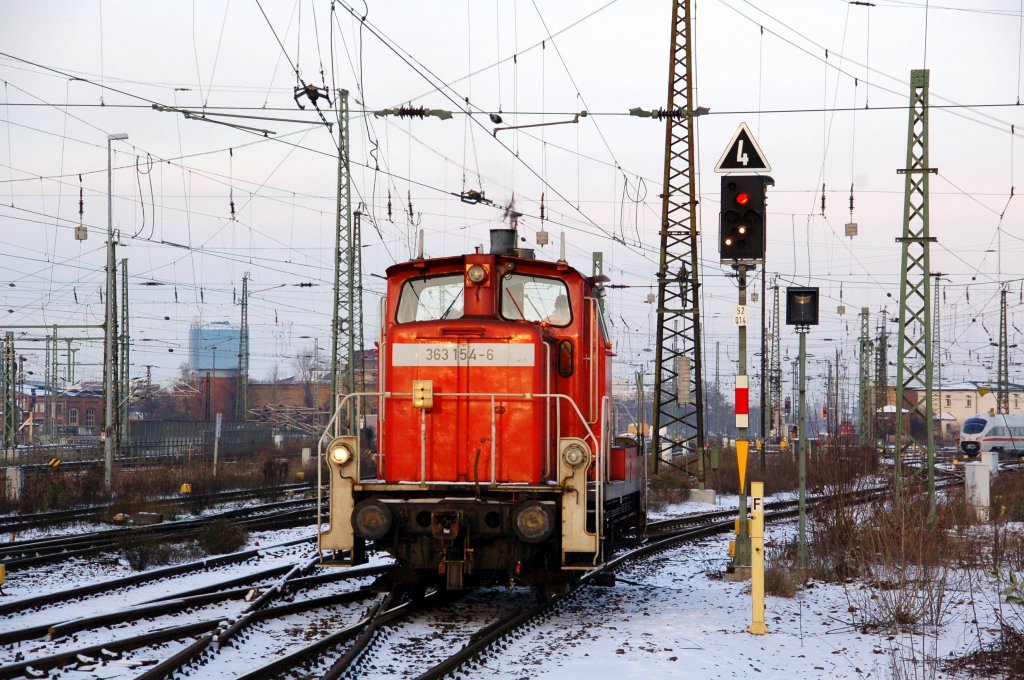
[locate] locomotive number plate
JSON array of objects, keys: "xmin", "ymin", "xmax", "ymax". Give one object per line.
[{"xmin": 392, "ymin": 343, "xmax": 534, "ymax": 367}]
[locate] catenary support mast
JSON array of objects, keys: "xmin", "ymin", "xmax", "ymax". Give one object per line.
[
  {"xmin": 330, "ymin": 89, "xmax": 355, "ymax": 435},
  {"xmin": 652, "ymin": 0, "xmax": 705, "ymax": 480},
  {"xmin": 893, "ymin": 69, "xmax": 936, "ymax": 496}
]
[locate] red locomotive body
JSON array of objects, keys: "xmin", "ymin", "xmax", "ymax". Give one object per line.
[{"xmin": 319, "ymin": 230, "xmax": 644, "ymax": 591}]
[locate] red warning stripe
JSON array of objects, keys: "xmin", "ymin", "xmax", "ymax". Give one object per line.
[{"xmin": 736, "ymin": 375, "xmax": 749, "ymax": 428}]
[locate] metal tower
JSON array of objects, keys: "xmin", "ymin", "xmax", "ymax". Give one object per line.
[
  {"xmin": 769, "ymin": 280, "xmax": 782, "ymax": 443},
  {"xmin": 893, "ymin": 69, "xmax": 936, "ymax": 492},
  {"xmin": 858, "ymin": 307, "xmax": 873, "ymax": 447},
  {"xmin": 2, "ymin": 332, "xmax": 15, "ymax": 449},
  {"xmin": 330, "ymin": 89, "xmax": 356, "ymax": 433},
  {"xmin": 236, "ymin": 273, "xmax": 250, "ymax": 421},
  {"xmin": 651, "ymin": 0, "xmax": 705, "ymax": 476},
  {"xmin": 43, "ymin": 328, "xmax": 57, "ymax": 439},
  {"xmin": 118, "ymin": 258, "xmax": 130, "ymax": 446},
  {"xmin": 932, "ymin": 274, "xmax": 944, "ymax": 441},
  {"xmin": 353, "ymin": 211, "xmax": 366, "ymax": 393},
  {"xmin": 998, "ymin": 286, "xmax": 1009, "ymax": 414},
  {"xmin": 874, "ymin": 310, "xmax": 889, "ymax": 447}
]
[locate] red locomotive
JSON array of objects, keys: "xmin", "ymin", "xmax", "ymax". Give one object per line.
[{"xmin": 318, "ymin": 229, "xmax": 645, "ymax": 593}]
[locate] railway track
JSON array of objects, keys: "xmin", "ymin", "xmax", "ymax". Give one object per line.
[
  {"xmin": 0, "ymin": 552, "xmax": 390, "ymax": 679},
  {"xmin": 0, "ymin": 481, "xmax": 314, "ymax": 534},
  {"xmin": 201, "ymin": 501, "xmax": 788, "ymax": 679},
  {"xmin": 0, "ymin": 470, "xmax": 999, "ymax": 678},
  {"xmin": 0, "ymin": 497, "xmax": 316, "ymax": 572},
  {"xmin": 240, "ymin": 478, "xmax": 973, "ymax": 679}
]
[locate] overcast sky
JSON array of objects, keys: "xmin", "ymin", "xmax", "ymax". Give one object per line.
[{"xmin": 1, "ymin": 0, "xmax": 1022, "ymax": 414}]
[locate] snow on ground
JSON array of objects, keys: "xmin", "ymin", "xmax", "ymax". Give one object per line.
[
  {"xmin": 479, "ymin": 519, "xmax": 989, "ymax": 680},
  {"xmin": 0, "ymin": 526, "xmax": 318, "ymax": 637},
  {"xmin": 1, "ymin": 505, "xmax": 1016, "ymax": 678}
]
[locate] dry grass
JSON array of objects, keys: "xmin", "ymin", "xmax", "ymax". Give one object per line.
[
  {"xmin": 1, "ymin": 453, "xmax": 303, "ymax": 515},
  {"xmin": 763, "ymin": 543, "xmax": 798, "ymax": 598},
  {"xmin": 992, "ymin": 470, "xmax": 1024, "ymax": 523},
  {"xmin": 706, "ymin": 442, "xmax": 878, "ymax": 497}
]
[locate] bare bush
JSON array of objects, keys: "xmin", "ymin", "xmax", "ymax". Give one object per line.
[
  {"xmin": 116, "ymin": 533, "xmax": 179, "ymax": 570},
  {"xmin": 844, "ymin": 487, "xmax": 972, "ymax": 631},
  {"xmin": 647, "ymin": 468, "xmax": 691, "ymax": 512},
  {"xmin": 196, "ymin": 519, "xmax": 249, "ymax": 555},
  {"xmin": 805, "ymin": 445, "xmax": 877, "ymax": 581}
]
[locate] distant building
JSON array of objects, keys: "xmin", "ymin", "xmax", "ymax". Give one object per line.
[{"xmin": 885, "ymin": 381, "xmax": 1024, "ymax": 442}]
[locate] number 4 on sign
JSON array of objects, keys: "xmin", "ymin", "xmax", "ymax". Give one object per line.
[{"xmin": 715, "ymin": 122, "xmax": 771, "ymax": 173}]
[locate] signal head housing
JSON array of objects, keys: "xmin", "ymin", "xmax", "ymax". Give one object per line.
[{"xmin": 720, "ymin": 175, "xmax": 767, "ymax": 264}]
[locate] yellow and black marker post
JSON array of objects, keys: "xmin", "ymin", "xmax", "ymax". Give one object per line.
[{"xmin": 748, "ymin": 480, "xmax": 767, "ymax": 635}]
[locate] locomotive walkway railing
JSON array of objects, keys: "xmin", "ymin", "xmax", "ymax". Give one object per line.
[
  {"xmin": 318, "ymin": 391, "xmax": 612, "ymax": 565},
  {"xmin": 322, "ymin": 390, "xmax": 607, "ymax": 483}
]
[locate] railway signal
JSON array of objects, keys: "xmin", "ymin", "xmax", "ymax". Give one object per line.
[
  {"xmin": 786, "ymin": 286, "xmax": 819, "ymax": 570},
  {"xmin": 719, "ymin": 175, "xmax": 766, "ymax": 263}
]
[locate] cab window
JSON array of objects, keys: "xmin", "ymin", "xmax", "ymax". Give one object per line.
[
  {"xmin": 396, "ymin": 274, "xmax": 464, "ymax": 322},
  {"xmin": 500, "ymin": 274, "xmax": 571, "ymax": 326},
  {"xmin": 962, "ymin": 418, "xmax": 986, "ymax": 435}
]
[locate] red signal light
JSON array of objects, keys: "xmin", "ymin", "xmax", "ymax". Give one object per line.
[{"xmin": 735, "ymin": 192, "xmax": 750, "ymax": 206}]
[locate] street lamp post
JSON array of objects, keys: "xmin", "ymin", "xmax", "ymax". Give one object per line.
[{"xmin": 104, "ymin": 132, "xmax": 128, "ymax": 494}]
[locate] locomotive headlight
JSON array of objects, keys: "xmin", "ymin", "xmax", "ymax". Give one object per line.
[
  {"xmin": 467, "ymin": 264, "xmax": 487, "ymax": 284},
  {"xmin": 327, "ymin": 437, "xmax": 353, "ymax": 465},
  {"xmin": 513, "ymin": 501, "xmax": 554, "ymax": 544},
  {"xmin": 562, "ymin": 442, "xmax": 589, "ymax": 469}
]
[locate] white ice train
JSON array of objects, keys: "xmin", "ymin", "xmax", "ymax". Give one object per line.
[{"xmin": 958, "ymin": 413, "xmax": 1024, "ymax": 457}]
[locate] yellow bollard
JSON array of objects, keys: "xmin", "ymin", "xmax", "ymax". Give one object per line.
[{"xmin": 748, "ymin": 481, "xmax": 767, "ymax": 635}]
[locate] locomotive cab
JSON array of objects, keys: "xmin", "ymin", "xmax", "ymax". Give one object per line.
[{"xmin": 319, "ymin": 230, "xmax": 644, "ymax": 591}]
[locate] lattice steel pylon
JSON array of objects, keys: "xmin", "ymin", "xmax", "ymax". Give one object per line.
[
  {"xmin": 858, "ymin": 307, "xmax": 873, "ymax": 447},
  {"xmin": 119, "ymin": 258, "xmax": 130, "ymax": 446},
  {"xmin": 330, "ymin": 89, "xmax": 356, "ymax": 433},
  {"xmin": 44, "ymin": 328, "xmax": 56, "ymax": 439},
  {"xmin": 874, "ymin": 310, "xmax": 889, "ymax": 445},
  {"xmin": 893, "ymin": 69, "xmax": 936, "ymax": 497},
  {"xmin": 932, "ymin": 273, "xmax": 945, "ymax": 444},
  {"xmin": 2, "ymin": 332, "xmax": 15, "ymax": 449},
  {"xmin": 353, "ymin": 211, "xmax": 365, "ymax": 394},
  {"xmin": 769, "ymin": 280, "xmax": 782, "ymax": 443},
  {"xmin": 236, "ymin": 273, "xmax": 250, "ymax": 421},
  {"xmin": 652, "ymin": 0, "xmax": 705, "ymax": 479},
  {"xmin": 997, "ymin": 286, "xmax": 1009, "ymax": 414}
]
